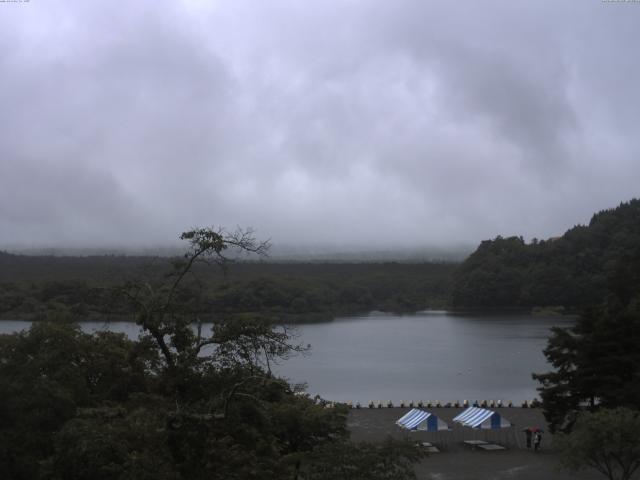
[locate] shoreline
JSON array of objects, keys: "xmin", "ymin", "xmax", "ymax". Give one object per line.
[
  {"xmin": 347, "ymin": 407, "xmax": 601, "ymax": 480},
  {"xmin": 348, "ymin": 407, "xmax": 548, "ymax": 448},
  {"xmin": 0, "ymin": 306, "xmax": 580, "ymax": 324}
]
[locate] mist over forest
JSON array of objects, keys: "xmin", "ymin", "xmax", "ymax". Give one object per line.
[{"xmin": 3, "ymin": 243, "xmax": 474, "ymax": 263}]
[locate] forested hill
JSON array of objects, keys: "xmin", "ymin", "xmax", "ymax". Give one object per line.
[
  {"xmin": 0, "ymin": 252, "xmax": 455, "ymax": 322},
  {"xmin": 452, "ymin": 199, "xmax": 640, "ymax": 309}
]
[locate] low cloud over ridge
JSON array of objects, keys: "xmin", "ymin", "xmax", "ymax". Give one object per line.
[{"xmin": 1, "ymin": 0, "xmax": 639, "ymax": 249}]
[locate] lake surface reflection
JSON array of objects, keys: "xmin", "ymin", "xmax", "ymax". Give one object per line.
[
  {"xmin": 277, "ymin": 311, "xmax": 574, "ymax": 404},
  {"xmin": 0, "ymin": 311, "xmax": 573, "ymax": 404}
]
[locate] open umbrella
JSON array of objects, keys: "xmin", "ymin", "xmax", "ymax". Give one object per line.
[{"xmin": 522, "ymin": 427, "xmax": 544, "ymax": 432}]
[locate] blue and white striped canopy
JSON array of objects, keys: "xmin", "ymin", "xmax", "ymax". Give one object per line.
[
  {"xmin": 453, "ymin": 407, "xmax": 511, "ymax": 429},
  {"xmin": 396, "ymin": 409, "xmax": 450, "ymax": 432}
]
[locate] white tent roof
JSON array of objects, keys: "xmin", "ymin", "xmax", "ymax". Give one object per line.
[
  {"xmin": 396, "ymin": 408, "xmax": 450, "ymax": 432},
  {"xmin": 453, "ymin": 407, "xmax": 511, "ymax": 429}
]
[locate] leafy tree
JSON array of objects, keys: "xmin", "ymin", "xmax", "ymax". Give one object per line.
[
  {"xmin": 556, "ymin": 408, "xmax": 640, "ymax": 480},
  {"xmin": 120, "ymin": 227, "xmax": 270, "ymax": 371},
  {"xmin": 113, "ymin": 227, "xmax": 348, "ymax": 478},
  {"xmin": 45, "ymin": 406, "xmax": 176, "ymax": 480},
  {"xmin": 0, "ymin": 323, "xmax": 158, "ymax": 480},
  {"xmin": 300, "ymin": 438, "xmax": 426, "ymax": 480},
  {"xmin": 533, "ymin": 296, "xmax": 640, "ymax": 433}
]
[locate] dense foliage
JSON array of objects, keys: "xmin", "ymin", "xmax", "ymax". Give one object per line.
[
  {"xmin": 452, "ymin": 199, "xmax": 640, "ymax": 309},
  {"xmin": 533, "ymin": 296, "xmax": 640, "ymax": 433},
  {"xmin": 0, "ymin": 255, "xmax": 454, "ymax": 323},
  {"xmin": 556, "ymin": 408, "xmax": 640, "ymax": 480},
  {"xmin": 0, "ymin": 321, "xmax": 362, "ymax": 480},
  {"xmin": 0, "ymin": 228, "xmax": 425, "ymax": 480}
]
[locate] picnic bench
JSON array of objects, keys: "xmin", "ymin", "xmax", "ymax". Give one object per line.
[
  {"xmin": 463, "ymin": 440, "xmax": 506, "ymax": 451},
  {"xmin": 477, "ymin": 443, "xmax": 506, "ymax": 451},
  {"xmin": 463, "ymin": 440, "xmax": 488, "ymax": 449},
  {"xmin": 420, "ymin": 442, "xmax": 440, "ymax": 453}
]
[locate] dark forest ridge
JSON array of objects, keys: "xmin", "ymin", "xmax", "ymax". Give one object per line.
[
  {"xmin": 0, "ymin": 254, "xmax": 455, "ymax": 322},
  {"xmin": 453, "ymin": 198, "xmax": 640, "ymax": 311}
]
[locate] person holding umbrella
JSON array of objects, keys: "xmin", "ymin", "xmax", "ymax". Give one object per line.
[
  {"xmin": 523, "ymin": 427, "xmax": 544, "ymax": 450},
  {"xmin": 533, "ymin": 428, "xmax": 543, "ymax": 452}
]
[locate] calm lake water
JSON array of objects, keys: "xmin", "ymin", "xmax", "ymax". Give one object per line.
[{"xmin": 0, "ymin": 311, "xmax": 573, "ymax": 404}]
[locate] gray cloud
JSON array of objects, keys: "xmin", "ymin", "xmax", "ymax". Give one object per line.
[{"xmin": 1, "ymin": 0, "xmax": 639, "ymax": 250}]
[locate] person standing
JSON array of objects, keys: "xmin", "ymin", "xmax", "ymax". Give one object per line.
[
  {"xmin": 533, "ymin": 432, "xmax": 542, "ymax": 452},
  {"xmin": 525, "ymin": 429, "xmax": 532, "ymax": 448}
]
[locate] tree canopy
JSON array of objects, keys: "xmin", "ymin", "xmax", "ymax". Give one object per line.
[
  {"xmin": 532, "ymin": 295, "xmax": 640, "ymax": 433},
  {"xmin": 556, "ymin": 408, "xmax": 640, "ymax": 480},
  {"xmin": 0, "ymin": 255, "xmax": 454, "ymax": 323},
  {"xmin": 452, "ymin": 199, "xmax": 640, "ymax": 309}
]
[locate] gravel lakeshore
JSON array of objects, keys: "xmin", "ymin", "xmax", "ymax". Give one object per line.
[{"xmin": 347, "ymin": 407, "xmax": 602, "ymax": 480}]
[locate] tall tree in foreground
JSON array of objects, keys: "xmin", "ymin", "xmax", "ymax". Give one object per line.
[
  {"xmin": 533, "ymin": 296, "xmax": 640, "ymax": 433},
  {"xmin": 556, "ymin": 408, "xmax": 640, "ymax": 480},
  {"xmin": 117, "ymin": 226, "xmax": 343, "ymax": 478}
]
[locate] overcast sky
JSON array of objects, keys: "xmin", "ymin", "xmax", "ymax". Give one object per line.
[{"xmin": 1, "ymin": 0, "xmax": 639, "ymax": 250}]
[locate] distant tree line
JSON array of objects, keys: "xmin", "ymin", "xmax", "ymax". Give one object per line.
[
  {"xmin": 0, "ymin": 257, "xmax": 454, "ymax": 323},
  {"xmin": 452, "ymin": 199, "xmax": 640, "ymax": 310}
]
